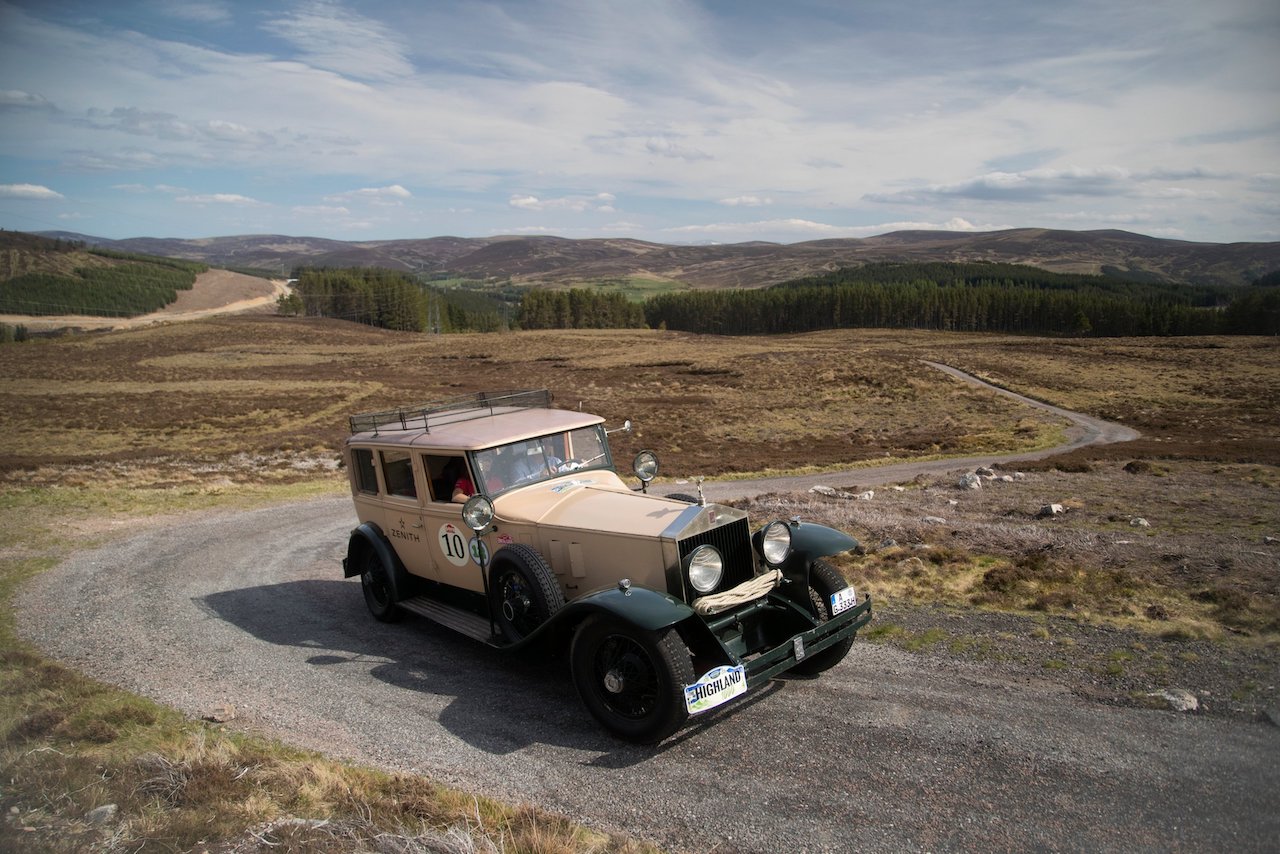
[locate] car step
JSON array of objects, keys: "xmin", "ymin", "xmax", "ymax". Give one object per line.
[{"xmin": 398, "ymin": 596, "xmax": 496, "ymax": 643}]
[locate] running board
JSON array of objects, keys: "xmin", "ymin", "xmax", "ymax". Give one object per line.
[{"xmin": 398, "ymin": 596, "xmax": 497, "ymax": 643}]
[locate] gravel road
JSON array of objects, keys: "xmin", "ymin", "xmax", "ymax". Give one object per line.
[{"xmin": 17, "ymin": 368, "xmax": 1278, "ymax": 851}]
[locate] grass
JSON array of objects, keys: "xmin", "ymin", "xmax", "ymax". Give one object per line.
[{"xmin": 0, "ymin": 318, "xmax": 1277, "ymax": 845}]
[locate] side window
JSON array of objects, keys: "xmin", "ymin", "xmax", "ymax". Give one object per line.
[
  {"xmin": 423, "ymin": 454, "xmax": 472, "ymax": 503},
  {"xmin": 352, "ymin": 448, "xmax": 378, "ymax": 494},
  {"xmin": 380, "ymin": 450, "xmax": 418, "ymax": 499}
]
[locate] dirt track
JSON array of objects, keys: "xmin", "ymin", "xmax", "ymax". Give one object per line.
[
  {"xmin": 667, "ymin": 360, "xmax": 1141, "ymax": 502},
  {"xmin": 0, "ymin": 269, "xmax": 288, "ymax": 332}
]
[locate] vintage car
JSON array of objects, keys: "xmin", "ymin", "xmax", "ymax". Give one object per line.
[{"xmin": 341, "ymin": 390, "xmax": 872, "ymax": 742}]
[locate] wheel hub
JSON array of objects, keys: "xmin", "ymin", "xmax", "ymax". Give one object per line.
[
  {"xmin": 603, "ymin": 668, "xmax": 625, "ymax": 694},
  {"xmin": 501, "ymin": 594, "xmax": 529, "ymax": 622}
]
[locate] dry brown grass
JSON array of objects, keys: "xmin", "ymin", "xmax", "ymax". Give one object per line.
[
  {"xmin": 0, "ymin": 318, "xmax": 1138, "ymax": 480},
  {"xmin": 2, "ymin": 318, "xmax": 1278, "ymax": 848}
]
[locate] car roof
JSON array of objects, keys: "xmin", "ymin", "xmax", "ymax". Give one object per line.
[{"xmin": 347, "ymin": 405, "xmax": 606, "ymax": 452}]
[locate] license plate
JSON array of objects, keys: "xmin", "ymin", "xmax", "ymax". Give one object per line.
[
  {"xmin": 830, "ymin": 586, "xmax": 858, "ymax": 616},
  {"xmin": 684, "ymin": 665, "xmax": 747, "ymax": 715}
]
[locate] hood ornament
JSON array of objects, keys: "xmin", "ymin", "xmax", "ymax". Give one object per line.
[{"xmin": 696, "ymin": 476, "xmax": 706, "ymax": 506}]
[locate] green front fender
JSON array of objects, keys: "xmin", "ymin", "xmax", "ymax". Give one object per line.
[
  {"xmin": 498, "ymin": 583, "xmax": 697, "ymax": 652},
  {"xmin": 754, "ymin": 521, "xmax": 859, "ymax": 610},
  {"xmin": 785, "ymin": 520, "xmax": 859, "ymax": 562},
  {"xmin": 559, "ymin": 583, "xmax": 696, "ymax": 632}
]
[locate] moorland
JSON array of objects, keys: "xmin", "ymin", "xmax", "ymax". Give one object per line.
[{"xmin": 1, "ymin": 313, "xmax": 1278, "ymax": 851}]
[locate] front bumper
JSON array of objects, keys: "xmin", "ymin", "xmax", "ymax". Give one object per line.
[{"xmin": 698, "ymin": 591, "xmax": 874, "ymax": 687}]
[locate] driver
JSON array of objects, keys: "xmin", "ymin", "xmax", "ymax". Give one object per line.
[{"xmin": 508, "ymin": 441, "xmax": 548, "ymax": 483}]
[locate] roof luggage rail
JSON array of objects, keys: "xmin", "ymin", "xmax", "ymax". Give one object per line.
[{"xmin": 348, "ymin": 389, "xmax": 553, "ymax": 435}]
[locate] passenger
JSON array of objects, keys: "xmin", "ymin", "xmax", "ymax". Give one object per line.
[{"xmin": 451, "ymin": 471, "xmax": 474, "ymax": 502}]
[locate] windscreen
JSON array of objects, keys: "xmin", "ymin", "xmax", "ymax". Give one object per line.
[{"xmin": 472, "ymin": 425, "xmax": 610, "ymax": 494}]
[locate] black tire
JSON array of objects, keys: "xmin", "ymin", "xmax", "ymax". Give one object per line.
[
  {"xmin": 570, "ymin": 615, "xmax": 694, "ymax": 743},
  {"xmin": 666, "ymin": 493, "xmax": 700, "ymax": 504},
  {"xmin": 360, "ymin": 549, "xmax": 403, "ymax": 623},
  {"xmin": 488, "ymin": 544, "xmax": 564, "ymax": 643},
  {"xmin": 791, "ymin": 559, "xmax": 855, "ymax": 675}
]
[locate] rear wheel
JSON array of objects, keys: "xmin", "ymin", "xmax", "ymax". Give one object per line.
[
  {"xmin": 360, "ymin": 550, "xmax": 402, "ymax": 623},
  {"xmin": 488, "ymin": 544, "xmax": 564, "ymax": 643},
  {"xmin": 791, "ymin": 559, "xmax": 855, "ymax": 675},
  {"xmin": 570, "ymin": 616, "xmax": 694, "ymax": 743}
]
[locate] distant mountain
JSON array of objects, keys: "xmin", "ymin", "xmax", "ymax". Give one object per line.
[{"xmin": 34, "ymin": 228, "xmax": 1280, "ymax": 288}]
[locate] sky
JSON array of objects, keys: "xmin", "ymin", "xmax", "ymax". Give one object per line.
[{"xmin": 1, "ymin": 0, "xmax": 1277, "ymax": 245}]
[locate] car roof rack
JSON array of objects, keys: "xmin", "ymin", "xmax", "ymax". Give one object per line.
[{"xmin": 348, "ymin": 389, "xmax": 553, "ymax": 435}]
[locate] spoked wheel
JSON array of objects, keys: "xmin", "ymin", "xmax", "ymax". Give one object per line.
[
  {"xmin": 792, "ymin": 559, "xmax": 855, "ymax": 675},
  {"xmin": 488, "ymin": 544, "xmax": 564, "ymax": 643},
  {"xmin": 570, "ymin": 615, "xmax": 694, "ymax": 743},
  {"xmin": 360, "ymin": 551, "xmax": 402, "ymax": 623}
]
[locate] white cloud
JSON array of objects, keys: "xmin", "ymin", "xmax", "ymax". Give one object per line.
[
  {"xmin": 158, "ymin": 2, "xmax": 233, "ymax": 24},
  {"xmin": 113, "ymin": 183, "xmax": 188, "ymax": 194},
  {"xmin": 664, "ymin": 216, "xmax": 1007, "ymax": 240},
  {"xmin": 261, "ymin": 1, "xmax": 414, "ymax": 81},
  {"xmin": 507, "ymin": 192, "xmax": 616, "ymax": 213},
  {"xmin": 0, "ymin": 183, "xmax": 64, "ymax": 200},
  {"xmin": 719, "ymin": 195, "xmax": 773, "ymax": 207},
  {"xmin": 325, "ymin": 185, "xmax": 412, "ymax": 202},
  {"xmin": 291, "ymin": 204, "xmax": 350, "ymax": 215},
  {"xmin": 176, "ymin": 193, "xmax": 266, "ymax": 206},
  {"xmin": 0, "ymin": 89, "xmax": 55, "ymax": 110}
]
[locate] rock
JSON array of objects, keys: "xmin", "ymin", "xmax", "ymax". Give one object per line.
[
  {"xmin": 975, "ymin": 466, "xmax": 996, "ymax": 478},
  {"xmin": 85, "ymin": 804, "xmax": 117, "ymax": 825},
  {"xmin": 1130, "ymin": 517, "xmax": 1151, "ymax": 528},
  {"xmin": 891, "ymin": 485, "xmax": 906, "ymax": 492},
  {"xmin": 1264, "ymin": 536, "xmax": 1278, "ymax": 545},
  {"xmin": 1153, "ymin": 689, "xmax": 1199, "ymax": 713},
  {"xmin": 1145, "ymin": 603, "xmax": 1169, "ymax": 621},
  {"xmin": 878, "ymin": 537, "xmax": 898, "ymax": 550},
  {"xmin": 810, "ymin": 485, "xmax": 860, "ymax": 500},
  {"xmin": 958, "ymin": 473, "xmax": 983, "ymax": 490},
  {"xmin": 999, "ymin": 475, "xmax": 1015, "ymax": 483},
  {"xmin": 947, "ymin": 499, "xmax": 959, "ymax": 506},
  {"xmin": 922, "ymin": 516, "xmax": 947, "ymax": 525},
  {"xmin": 855, "ymin": 490, "xmax": 874, "ymax": 501},
  {"xmin": 896, "ymin": 556, "xmax": 927, "ymax": 575},
  {"xmin": 203, "ymin": 703, "xmax": 236, "ymax": 723},
  {"xmin": 1037, "ymin": 504, "xmax": 1065, "ymax": 518},
  {"xmin": 1013, "ymin": 472, "xmax": 1026, "ymax": 480},
  {"xmin": 1265, "ymin": 708, "xmax": 1280, "ymax": 728}
]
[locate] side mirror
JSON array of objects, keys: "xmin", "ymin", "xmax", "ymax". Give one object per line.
[{"xmin": 607, "ymin": 419, "xmax": 633, "ymax": 436}]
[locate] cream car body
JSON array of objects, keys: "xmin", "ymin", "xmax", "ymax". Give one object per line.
[{"xmin": 341, "ymin": 391, "xmax": 871, "ymax": 743}]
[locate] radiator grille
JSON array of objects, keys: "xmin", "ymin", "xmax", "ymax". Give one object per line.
[{"xmin": 678, "ymin": 517, "xmax": 754, "ymax": 594}]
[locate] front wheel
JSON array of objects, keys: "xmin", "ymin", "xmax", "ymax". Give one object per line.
[
  {"xmin": 488, "ymin": 544, "xmax": 564, "ymax": 643},
  {"xmin": 791, "ymin": 559, "xmax": 855, "ymax": 675},
  {"xmin": 570, "ymin": 616, "xmax": 694, "ymax": 743}
]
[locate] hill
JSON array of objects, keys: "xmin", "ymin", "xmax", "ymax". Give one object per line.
[{"xmin": 35, "ymin": 228, "xmax": 1280, "ymax": 289}]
